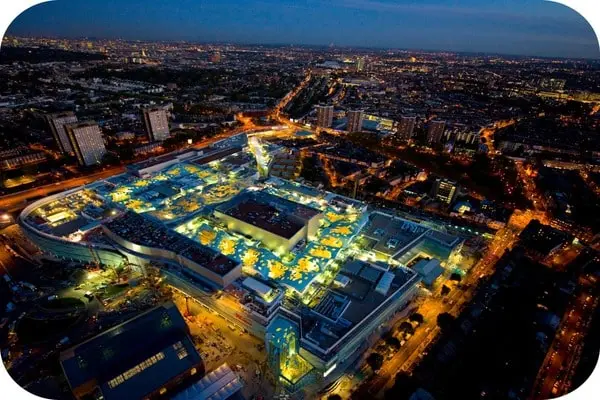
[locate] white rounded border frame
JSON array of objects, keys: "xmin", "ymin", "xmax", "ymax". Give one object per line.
[
  {"xmin": 2, "ymin": 2, "xmax": 60, "ymax": 399},
  {"xmin": 0, "ymin": 0, "xmax": 599, "ymax": 399}
]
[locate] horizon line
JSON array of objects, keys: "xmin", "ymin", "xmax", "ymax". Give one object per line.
[{"xmin": 3, "ymin": 33, "xmax": 600, "ymax": 62}]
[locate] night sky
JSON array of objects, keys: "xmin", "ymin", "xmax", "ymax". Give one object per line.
[{"xmin": 6, "ymin": 0, "xmax": 600, "ymax": 58}]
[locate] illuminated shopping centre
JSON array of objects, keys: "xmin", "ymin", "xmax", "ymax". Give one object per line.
[{"xmin": 19, "ymin": 134, "xmax": 463, "ymax": 391}]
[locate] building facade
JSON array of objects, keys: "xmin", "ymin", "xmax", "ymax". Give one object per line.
[
  {"xmin": 64, "ymin": 122, "xmax": 107, "ymax": 166},
  {"xmin": 455, "ymin": 131, "xmax": 478, "ymax": 145},
  {"xmin": 346, "ymin": 110, "xmax": 364, "ymax": 133},
  {"xmin": 0, "ymin": 150, "xmax": 46, "ymax": 171},
  {"xmin": 47, "ymin": 111, "xmax": 78, "ymax": 154},
  {"xmin": 432, "ymin": 178, "xmax": 459, "ymax": 204},
  {"xmin": 316, "ymin": 105, "xmax": 334, "ymax": 128},
  {"xmin": 356, "ymin": 57, "xmax": 366, "ymax": 72},
  {"xmin": 143, "ymin": 107, "xmax": 171, "ymax": 142},
  {"xmin": 397, "ymin": 116, "xmax": 416, "ymax": 140},
  {"xmin": 427, "ymin": 120, "xmax": 446, "ymax": 144}
]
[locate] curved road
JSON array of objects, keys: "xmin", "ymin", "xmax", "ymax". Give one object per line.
[{"xmin": 0, "ymin": 166, "xmax": 125, "ymax": 212}]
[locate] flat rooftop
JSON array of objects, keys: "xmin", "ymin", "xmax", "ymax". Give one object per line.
[
  {"xmin": 217, "ymin": 191, "xmax": 321, "ymax": 239},
  {"xmin": 303, "ymin": 260, "xmax": 419, "ymax": 355},
  {"xmin": 64, "ymin": 121, "xmax": 98, "ymax": 129},
  {"xmin": 178, "ymin": 190, "xmax": 366, "ymax": 294},
  {"xmin": 104, "ymin": 212, "xmax": 238, "ymax": 276},
  {"xmin": 192, "ymin": 146, "xmax": 244, "ymax": 166},
  {"xmin": 171, "ymin": 363, "xmax": 243, "ymax": 400},
  {"xmin": 60, "ymin": 303, "xmax": 201, "ymax": 400},
  {"xmin": 519, "ymin": 220, "xmax": 572, "ymax": 256},
  {"xmin": 361, "ymin": 213, "xmax": 428, "ymax": 256},
  {"xmin": 24, "ymin": 189, "xmax": 112, "ymax": 238},
  {"xmin": 222, "ymin": 197, "xmax": 303, "ymax": 239},
  {"xmin": 335, "ymin": 260, "xmax": 415, "ymax": 325}
]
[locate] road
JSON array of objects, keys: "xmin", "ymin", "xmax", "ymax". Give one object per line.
[
  {"xmin": 0, "ymin": 166, "xmax": 125, "ymax": 212},
  {"xmin": 580, "ymin": 169, "xmax": 600, "ymax": 197},
  {"xmin": 351, "ymin": 255, "xmax": 500, "ymax": 398},
  {"xmin": 269, "ymin": 69, "xmax": 359, "ymax": 142},
  {"xmin": 479, "ymin": 119, "xmax": 516, "ymax": 155},
  {"xmin": 351, "ymin": 283, "xmax": 478, "ymax": 398},
  {"xmin": 0, "ymin": 120, "xmax": 260, "ymax": 214},
  {"xmin": 514, "ymin": 160, "xmax": 550, "ymax": 215},
  {"xmin": 350, "ymin": 215, "xmax": 524, "ymax": 398},
  {"xmin": 271, "ymin": 70, "xmax": 344, "ymax": 137},
  {"xmin": 531, "ymin": 272, "xmax": 598, "ymax": 399},
  {"xmin": 273, "ymin": 71, "xmax": 312, "ymax": 116}
]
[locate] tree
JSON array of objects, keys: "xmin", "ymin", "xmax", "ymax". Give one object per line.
[
  {"xmin": 101, "ymin": 152, "xmax": 120, "ymax": 166},
  {"xmin": 450, "ymin": 273, "xmax": 462, "ymax": 282},
  {"xmin": 347, "ymin": 131, "xmax": 380, "ymax": 149},
  {"xmin": 409, "ymin": 313, "xmax": 424, "ymax": 324},
  {"xmin": 385, "ymin": 373, "xmax": 419, "ymax": 400},
  {"xmin": 385, "ymin": 336, "xmax": 401, "ymax": 351},
  {"xmin": 46, "ymin": 155, "xmax": 69, "ymax": 170},
  {"xmin": 437, "ymin": 312, "xmax": 456, "ymax": 331},
  {"xmin": 441, "ymin": 285, "xmax": 451, "ymax": 296},
  {"xmin": 398, "ymin": 321, "xmax": 415, "ymax": 335},
  {"xmin": 366, "ymin": 352, "xmax": 384, "ymax": 372},
  {"xmin": 116, "ymin": 141, "xmax": 135, "ymax": 161}
]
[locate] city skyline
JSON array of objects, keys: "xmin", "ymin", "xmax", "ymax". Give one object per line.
[{"xmin": 5, "ymin": 0, "xmax": 600, "ymax": 59}]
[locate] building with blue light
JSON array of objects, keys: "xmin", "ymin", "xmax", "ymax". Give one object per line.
[{"xmin": 20, "ymin": 137, "xmax": 463, "ymax": 393}]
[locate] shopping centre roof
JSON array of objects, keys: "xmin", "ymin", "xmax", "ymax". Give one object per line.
[
  {"xmin": 216, "ymin": 191, "xmax": 321, "ymax": 239},
  {"xmin": 304, "ymin": 260, "xmax": 420, "ymax": 354},
  {"xmin": 171, "ymin": 363, "xmax": 243, "ymax": 400},
  {"xmin": 22, "ymin": 144, "xmax": 460, "ymax": 300}
]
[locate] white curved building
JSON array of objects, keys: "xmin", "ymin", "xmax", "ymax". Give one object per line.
[
  {"xmin": 18, "ymin": 147, "xmax": 247, "ymax": 288},
  {"xmin": 19, "ymin": 187, "xmax": 129, "ymax": 267}
]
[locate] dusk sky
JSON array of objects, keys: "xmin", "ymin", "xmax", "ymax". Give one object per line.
[{"xmin": 6, "ymin": 0, "xmax": 600, "ymax": 58}]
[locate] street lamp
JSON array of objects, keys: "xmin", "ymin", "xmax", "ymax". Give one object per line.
[{"xmin": 0, "ymin": 213, "xmax": 12, "ymax": 224}]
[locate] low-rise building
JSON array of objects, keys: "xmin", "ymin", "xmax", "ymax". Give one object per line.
[
  {"xmin": 412, "ymin": 258, "xmax": 444, "ymax": 286},
  {"xmin": 60, "ymin": 302, "xmax": 203, "ymax": 400}
]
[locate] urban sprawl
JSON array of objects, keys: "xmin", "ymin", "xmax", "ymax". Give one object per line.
[{"xmin": 0, "ymin": 36, "xmax": 599, "ymax": 400}]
